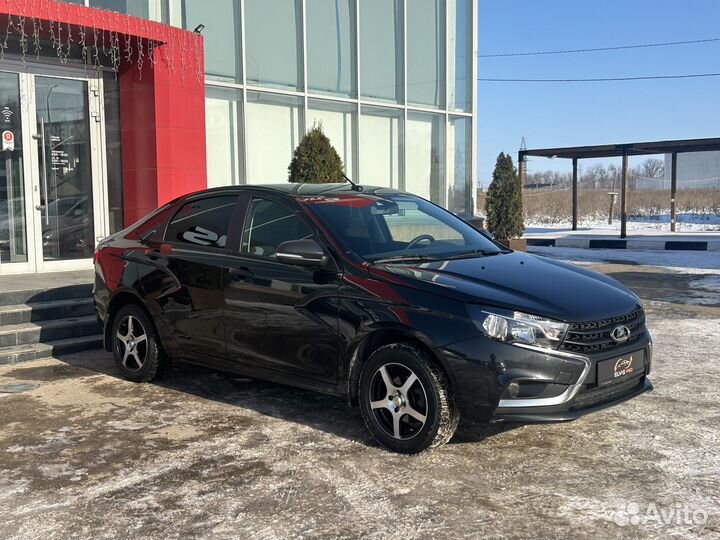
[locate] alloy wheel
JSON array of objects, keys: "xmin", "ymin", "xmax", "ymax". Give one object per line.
[
  {"xmin": 115, "ymin": 315, "xmax": 148, "ymax": 372},
  {"xmin": 369, "ymin": 363, "xmax": 428, "ymax": 440}
]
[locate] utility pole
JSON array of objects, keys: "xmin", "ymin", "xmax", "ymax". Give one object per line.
[
  {"xmin": 572, "ymin": 158, "xmax": 578, "ymax": 230},
  {"xmin": 518, "ymin": 137, "xmax": 527, "ymax": 189},
  {"xmin": 620, "ymin": 151, "xmax": 629, "ymax": 238}
]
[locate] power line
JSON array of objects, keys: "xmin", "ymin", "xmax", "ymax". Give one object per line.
[
  {"xmin": 479, "ymin": 37, "xmax": 720, "ymax": 58},
  {"xmin": 478, "ymin": 73, "xmax": 720, "ymax": 83}
]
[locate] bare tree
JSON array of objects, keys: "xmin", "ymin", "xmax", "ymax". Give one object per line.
[
  {"xmin": 525, "ymin": 159, "xmax": 666, "ymax": 193},
  {"xmin": 639, "ymin": 158, "xmax": 665, "ymax": 178}
]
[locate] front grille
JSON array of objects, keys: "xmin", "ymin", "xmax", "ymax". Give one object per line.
[
  {"xmin": 560, "ymin": 305, "xmax": 645, "ymax": 354},
  {"xmin": 571, "ymin": 375, "xmax": 645, "ymax": 409}
]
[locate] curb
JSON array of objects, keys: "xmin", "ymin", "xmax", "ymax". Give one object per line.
[{"xmin": 526, "ymin": 238, "xmax": 719, "ymax": 251}]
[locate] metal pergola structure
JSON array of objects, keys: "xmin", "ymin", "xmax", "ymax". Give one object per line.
[{"xmin": 519, "ymin": 137, "xmax": 720, "ymax": 238}]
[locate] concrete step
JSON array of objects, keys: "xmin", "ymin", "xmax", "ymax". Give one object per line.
[
  {"xmin": 0, "ymin": 283, "xmax": 94, "ymax": 307},
  {"xmin": 0, "ymin": 335, "xmax": 104, "ymax": 365},
  {"xmin": 0, "ymin": 316, "xmax": 102, "ymax": 348},
  {"xmin": 0, "ymin": 298, "xmax": 96, "ymax": 326}
]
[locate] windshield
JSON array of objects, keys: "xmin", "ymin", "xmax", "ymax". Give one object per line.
[{"xmin": 302, "ymin": 192, "xmax": 502, "ymax": 263}]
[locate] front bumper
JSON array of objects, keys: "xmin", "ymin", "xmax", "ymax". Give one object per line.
[
  {"xmin": 441, "ymin": 332, "xmax": 653, "ymax": 423},
  {"xmin": 492, "ymin": 375, "xmax": 652, "ymax": 423}
]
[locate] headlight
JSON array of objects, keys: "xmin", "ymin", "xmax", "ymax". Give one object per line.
[{"xmin": 470, "ymin": 307, "xmax": 568, "ymax": 350}]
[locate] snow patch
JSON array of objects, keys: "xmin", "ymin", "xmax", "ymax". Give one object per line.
[
  {"xmin": 528, "ymin": 246, "xmax": 720, "ymax": 274},
  {"xmin": 527, "ymin": 213, "xmax": 720, "ymax": 232}
]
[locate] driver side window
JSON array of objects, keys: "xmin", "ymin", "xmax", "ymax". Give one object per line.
[{"xmin": 240, "ymin": 198, "xmax": 314, "ymax": 258}]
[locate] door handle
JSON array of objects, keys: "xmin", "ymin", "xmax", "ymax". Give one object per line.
[
  {"xmin": 32, "ymin": 118, "xmax": 50, "ymax": 226},
  {"xmin": 144, "ymin": 244, "xmax": 172, "ymax": 260},
  {"xmin": 228, "ymin": 266, "xmax": 253, "ymax": 281},
  {"xmin": 145, "ymin": 249, "xmax": 163, "ymax": 260}
]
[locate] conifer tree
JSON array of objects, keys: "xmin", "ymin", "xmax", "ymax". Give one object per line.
[
  {"xmin": 288, "ymin": 124, "xmax": 345, "ymax": 184},
  {"xmin": 485, "ymin": 152, "xmax": 524, "ymax": 240}
]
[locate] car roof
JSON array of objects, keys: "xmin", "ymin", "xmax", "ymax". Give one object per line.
[{"xmin": 189, "ymin": 183, "xmax": 405, "ymax": 200}]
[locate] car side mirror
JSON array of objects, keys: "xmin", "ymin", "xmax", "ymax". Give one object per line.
[{"xmin": 276, "ymin": 239, "xmax": 328, "ymax": 267}]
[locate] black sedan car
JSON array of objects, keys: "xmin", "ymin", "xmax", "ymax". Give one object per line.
[{"xmin": 93, "ymin": 184, "xmax": 652, "ymax": 453}]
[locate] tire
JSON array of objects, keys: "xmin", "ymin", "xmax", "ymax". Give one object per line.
[
  {"xmin": 358, "ymin": 343, "xmax": 460, "ymax": 454},
  {"xmin": 111, "ymin": 304, "xmax": 168, "ymax": 383}
]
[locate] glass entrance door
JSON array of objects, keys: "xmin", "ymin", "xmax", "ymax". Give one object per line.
[
  {"xmin": 34, "ymin": 76, "xmax": 97, "ymax": 264},
  {"xmin": 0, "ymin": 65, "xmax": 108, "ymax": 275}
]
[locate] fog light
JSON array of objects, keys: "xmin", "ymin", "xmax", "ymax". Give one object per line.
[{"xmin": 507, "ymin": 382, "xmax": 520, "ymax": 399}]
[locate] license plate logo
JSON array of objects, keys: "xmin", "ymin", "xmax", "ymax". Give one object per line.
[
  {"xmin": 613, "ymin": 355, "xmax": 636, "ymax": 379},
  {"xmin": 598, "ymin": 351, "xmax": 644, "ymax": 386}
]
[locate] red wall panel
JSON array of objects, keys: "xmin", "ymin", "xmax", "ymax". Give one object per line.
[{"xmin": 0, "ymin": 0, "xmax": 208, "ymax": 227}]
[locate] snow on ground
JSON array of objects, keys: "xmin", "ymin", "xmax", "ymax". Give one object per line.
[
  {"xmin": 526, "ymin": 214, "xmax": 720, "ymax": 233},
  {"xmin": 528, "ymin": 246, "xmax": 720, "ymax": 274},
  {"xmin": 3, "ymin": 308, "xmax": 719, "ymax": 539},
  {"xmin": 524, "ymin": 226, "xmax": 720, "ymax": 240}
]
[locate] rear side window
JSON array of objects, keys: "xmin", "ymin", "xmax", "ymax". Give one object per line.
[
  {"xmin": 164, "ymin": 196, "xmax": 237, "ymax": 248},
  {"xmin": 125, "ymin": 204, "xmax": 176, "ymax": 241}
]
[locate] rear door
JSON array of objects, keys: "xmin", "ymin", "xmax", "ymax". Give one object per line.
[
  {"xmin": 139, "ymin": 193, "xmax": 241, "ymax": 361},
  {"xmin": 222, "ymin": 193, "xmax": 341, "ymax": 383}
]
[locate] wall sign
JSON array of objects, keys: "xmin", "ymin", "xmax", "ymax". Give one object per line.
[
  {"xmin": 2, "ymin": 130, "xmax": 14, "ymax": 151},
  {"xmin": 1, "ymin": 107, "xmax": 13, "ymax": 124}
]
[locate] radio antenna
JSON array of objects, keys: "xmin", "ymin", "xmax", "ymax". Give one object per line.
[{"xmin": 343, "ymin": 173, "xmax": 363, "ymax": 192}]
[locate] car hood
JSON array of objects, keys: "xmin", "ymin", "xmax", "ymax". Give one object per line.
[{"xmin": 369, "ymin": 252, "xmax": 640, "ymax": 322}]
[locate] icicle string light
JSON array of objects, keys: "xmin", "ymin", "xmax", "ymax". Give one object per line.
[{"xmin": 0, "ymin": 1, "xmax": 203, "ymax": 87}]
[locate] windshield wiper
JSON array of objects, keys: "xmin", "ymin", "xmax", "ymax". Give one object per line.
[
  {"xmin": 371, "ymin": 255, "xmax": 440, "ymax": 265},
  {"xmin": 443, "ymin": 249, "xmax": 504, "ymax": 261}
]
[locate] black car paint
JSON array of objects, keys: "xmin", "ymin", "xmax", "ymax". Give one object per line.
[{"xmin": 94, "ymin": 185, "xmax": 652, "ymax": 423}]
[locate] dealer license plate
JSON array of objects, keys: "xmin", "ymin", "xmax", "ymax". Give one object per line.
[{"xmin": 597, "ymin": 351, "xmax": 645, "ymax": 386}]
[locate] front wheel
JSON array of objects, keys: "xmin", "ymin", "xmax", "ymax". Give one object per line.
[
  {"xmin": 358, "ymin": 343, "xmax": 459, "ymax": 453},
  {"xmin": 111, "ymin": 304, "xmax": 167, "ymax": 383}
]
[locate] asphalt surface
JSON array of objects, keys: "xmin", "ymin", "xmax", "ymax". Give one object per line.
[{"xmin": 1, "ymin": 259, "xmax": 719, "ymax": 540}]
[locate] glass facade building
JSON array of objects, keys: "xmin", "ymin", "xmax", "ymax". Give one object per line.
[{"xmin": 61, "ymin": 0, "xmax": 477, "ymax": 214}]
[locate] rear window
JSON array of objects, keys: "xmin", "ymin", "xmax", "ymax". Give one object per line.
[{"xmin": 164, "ymin": 196, "xmax": 238, "ymax": 249}]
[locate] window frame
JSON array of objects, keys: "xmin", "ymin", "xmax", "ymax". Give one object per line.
[{"xmin": 237, "ymin": 193, "xmax": 318, "ymax": 260}]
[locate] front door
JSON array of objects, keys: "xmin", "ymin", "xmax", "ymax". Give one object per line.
[
  {"xmin": 0, "ymin": 64, "xmax": 108, "ymax": 274},
  {"xmin": 223, "ymin": 194, "xmax": 341, "ymax": 384}
]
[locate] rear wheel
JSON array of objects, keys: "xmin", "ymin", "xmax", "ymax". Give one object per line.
[
  {"xmin": 111, "ymin": 304, "xmax": 167, "ymax": 382},
  {"xmin": 358, "ymin": 343, "xmax": 459, "ymax": 453}
]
